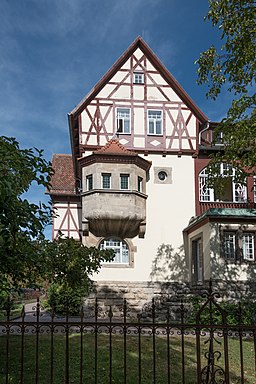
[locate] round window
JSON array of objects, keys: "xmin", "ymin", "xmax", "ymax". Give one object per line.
[{"xmin": 158, "ymin": 171, "xmax": 167, "ymax": 181}]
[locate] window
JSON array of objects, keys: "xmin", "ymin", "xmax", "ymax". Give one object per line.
[
  {"xmin": 116, "ymin": 108, "xmax": 130, "ymax": 133},
  {"xmin": 148, "ymin": 110, "xmax": 162, "ymax": 135},
  {"xmin": 133, "ymin": 72, "xmax": 144, "ymax": 84},
  {"xmin": 158, "ymin": 171, "xmax": 167, "ymax": 181},
  {"xmin": 214, "ymin": 131, "xmax": 225, "ymax": 145},
  {"xmin": 243, "ymin": 233, "xmax": 255, "ymax": 261},
  {"xmin": 100, "ymin": 238, "xmax": 129, "ymax": 264},
  {"xmin": 86, "ymin": 174, "xmax": 93, "ymax": 191},
  {"xmin": 222, "ymin": 231, "xmax": 255, "ymax": 261},
  {"xmin": 102, "ymin": 173, "xmax": 111, "ymax": 189},
  {"xmin": 199, "ymin": 165, "xmax": 247, "ymax": 203},
  {"xmin": 138, "ymin": 176, "xmax": 143, "ymax": 192},
  {"xmin": 223, "ymin": 232, "xmax": 236, "ymax": 260},
  {"xmin": 120, "ymin": 174, "xmax": 129, "ymax": 190},
  {"xmin": 192, "ymin": 237, "xmax": 203, "ymax": 282}
]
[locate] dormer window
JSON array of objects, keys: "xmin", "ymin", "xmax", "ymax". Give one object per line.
[
  {"xmin": 133, "ymin": 72, "xmax": 144, "ymax": 84},
  {"xmin": 116, "ymin": 108, "xmax": 130, "ymax": 134}
]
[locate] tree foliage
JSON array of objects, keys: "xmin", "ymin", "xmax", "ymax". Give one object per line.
[
  {"xmin": 0, "ymin": 136, "xmax": 115, "ymax": 303},
  {"xmin": 196, "ymin": 0, "xmax": 256, "ymax": 181},
  {"xmin": 44, "ymin": 236, "xmax": 114, "ymax": 314},
  {"xmin": 0, "ymin": 136, "xmax": 52, "ymax": 291}
]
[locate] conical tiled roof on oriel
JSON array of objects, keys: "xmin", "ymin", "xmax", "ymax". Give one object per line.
[{"xmin": 93, "ymin": 139, "xmax": 137, "ymax": 156}]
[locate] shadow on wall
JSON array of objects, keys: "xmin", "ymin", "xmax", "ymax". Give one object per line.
[
  {"xmin": 210, "ymin": 227, "xmax": 256, "ymax": 300},
  {"xmin": 150, "ymin": 244, "xmax": 187, "ymax": 283}
]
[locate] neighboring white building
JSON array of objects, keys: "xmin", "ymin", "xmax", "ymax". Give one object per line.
[{"xmin": 49, "ymin": 37, "xmax": 256, "ymax": 304}]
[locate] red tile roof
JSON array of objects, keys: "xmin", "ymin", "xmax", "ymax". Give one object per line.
[
  {"xmin": 93, "ymin": 139, "xmax": 136, "ymax": 156},
  {"xmin": 49, "ymin": 154, "xmax": 77, "ymax": 195}
]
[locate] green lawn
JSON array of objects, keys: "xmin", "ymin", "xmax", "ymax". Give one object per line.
[{"xmin": 0, "ymin": 332, "xmax": 255, "ymax": 383}]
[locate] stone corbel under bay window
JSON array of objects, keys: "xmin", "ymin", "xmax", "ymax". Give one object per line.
[
  {"xmin": 139, "ymin": 221, "xmax": 146, "ymax": 238},
  {"xmin": 82, "ymin": 219, "xmax": 89, "ymax": 236}
]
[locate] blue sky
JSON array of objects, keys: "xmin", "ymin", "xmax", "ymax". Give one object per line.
[{"xmin": 0, "ymin": 0, "xmax": 228, "ymax": 237}]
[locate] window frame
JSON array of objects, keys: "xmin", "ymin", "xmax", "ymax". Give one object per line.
[
  {"xmin": 86, "ymin": 174, "xmax": 93, "ymax": 191},
  {"xmin": 242, "ymin": 233, "xmax": 255, "ymax": 261},
  {"xmin": 147, "ymin": 109, "xmax": 163, "ymax": 136},
  {"xmin": 138, "ymin": 176, "xmax": 143, "ymax": 193},
  {"xmin": 133, "ymin": 72, "xmax": 144, "ymax": 84},
  {"xmin": 221, "ymin": 230, "xmax": 255, "ymax": 262},
  {"xmin": 199, "ymin": 164, "xmax": 247, "ymax": 203},
  {"xmin": 120, "ymin": 174, "xmax": 129, "ymax": 190},
  {"xmin": 101, "ymin": 173, "xmax": 111, "ymax": 189},
  {"xmin": 116, "ymin": 108, "xmax": 131, "ymax": 134},
  {"xmin": 222, "ymin": 232, "xmax": 236, "ymax": 260},
  {"xmin": 99, "ymin": 237, "xmax": 130, "ymax": 265}
]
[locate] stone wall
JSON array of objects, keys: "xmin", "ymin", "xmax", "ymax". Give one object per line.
[{"xmin": 83, "ymin": 280, "xmax": 256, "ymax": 318}]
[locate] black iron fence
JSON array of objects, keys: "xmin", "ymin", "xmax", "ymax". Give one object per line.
[{"xmin": 0, "ymin": 281, "xmax": 256, "ymax": 383}]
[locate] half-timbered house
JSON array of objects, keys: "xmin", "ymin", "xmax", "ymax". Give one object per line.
[{"xmin": 49, "ymin": 37, "xmax": 256, "ymax": 304}]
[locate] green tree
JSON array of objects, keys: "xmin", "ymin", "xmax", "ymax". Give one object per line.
[
  {"xmin": 0, "ymin": 136, "xmax": 114, "ymax": 307},
  {"xmin": 0, "ymin": 136, "xmax": 52, "ymax": 292},
  {"xmin": 44, "ymin": 236, "xmax": 114, "ymax": 314},
  {"xmin": 197, "ymin": 0, "xmax": 255, "ymax": 183}
]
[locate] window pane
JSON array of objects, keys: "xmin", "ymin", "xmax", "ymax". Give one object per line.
[
  {"xmin": 86, "ymin": 175, "xmax": 93, "ymax": 191},
  {"xmin": 100, "ymin": 238, "xmax": 129, "ymax": 264},
  {"xmin": 120, "ymin": 174, "xmax": 129, "ymax": 190},
  {"xmin": 102, "ymin": 173, "xmax": 111, "ymax": 189},
  {"xmin": 148, "ymin": 110, "xmax": 162, "ymax": 135},
  {"xmin": 223, "ymin": 233, "xmax": 235, "ymax": 260},
  {"xmin": 148, "ymin": 121, "xmax": 154, "ymax": 134},
  {"xmin": 117, "ymin": 108, "xmax": 130, "ymax": 134},
  {"xmin": 156, "ymin": 120, "xmax": 162, "ymax": 135},
  {"xmin": 243, "ymin": 234, "xmax": 254, "ymax": 260}
]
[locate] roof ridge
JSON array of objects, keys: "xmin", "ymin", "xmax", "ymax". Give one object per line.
[{"xmin": 93, "ymin": 139, "xmax": 137, "ymax": 156}]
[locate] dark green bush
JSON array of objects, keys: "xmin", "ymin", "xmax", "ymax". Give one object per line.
[
  {"xmin": 47, "ymin": 283, "xmax": 87, "ymax": 316},
  {"xmin": 187, "ymin": 295, "xmax": 256, "ymax": 325}
]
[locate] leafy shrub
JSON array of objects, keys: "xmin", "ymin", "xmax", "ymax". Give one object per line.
[
  {"xmin": 187, "ymin": 295, "xmax": 256, "ymax": 325},
  {"xmin": 47, "ymin": 283, "xmax": 87, "ymax": 316}
]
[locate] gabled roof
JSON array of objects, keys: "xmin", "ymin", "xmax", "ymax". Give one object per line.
[
  {"xmin": 48, "ymin": 154, "xmax": 77, "ymax": 196},
  {"xmin": 69, "ymin": 36, "xmax": 208, "ymax": 122},
  {"xmin": 93, "ymin": 139, "xmax": 137, "ymax": 156}
]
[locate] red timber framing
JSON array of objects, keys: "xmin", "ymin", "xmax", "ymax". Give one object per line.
[
  {"xmin": 52, "ymin": 196, "xmax": 82, "ymax": 241},
  {"xmin": 69, "ymin": 37, "xmax": 208, "ymax": 179}
]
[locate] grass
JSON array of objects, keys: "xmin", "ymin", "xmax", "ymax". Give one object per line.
[{"xmin": 0, "ymin": 332, "xmax": 255, "ymax": 383}]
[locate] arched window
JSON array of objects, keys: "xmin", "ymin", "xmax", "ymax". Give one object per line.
[
  {"xmin": 99, "ymin": 238, "xmax": 129, "ymax": 264},
  {"xmin": 199, "ymin": 165, "xmax": 247, "ymax": 203}
]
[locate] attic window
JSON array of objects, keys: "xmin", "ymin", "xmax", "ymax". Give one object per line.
[{"xmin": 133, "ymin": 72, "xmax": 144, "ymax": 84}]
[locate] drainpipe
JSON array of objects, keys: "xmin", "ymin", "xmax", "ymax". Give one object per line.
[{"xmin": 198, "ymin": 121, "xmax": 210, "ymax": 145}]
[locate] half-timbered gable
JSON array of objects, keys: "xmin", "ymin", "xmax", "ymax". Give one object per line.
[{"xmin": 69, "ymin": 37, "xmax": 208, "ymax": 168}]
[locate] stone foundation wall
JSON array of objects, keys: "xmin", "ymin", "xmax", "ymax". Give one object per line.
[{"xmin": 83, "ymin": 280, "xmax": 256, "ymax": 317}]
